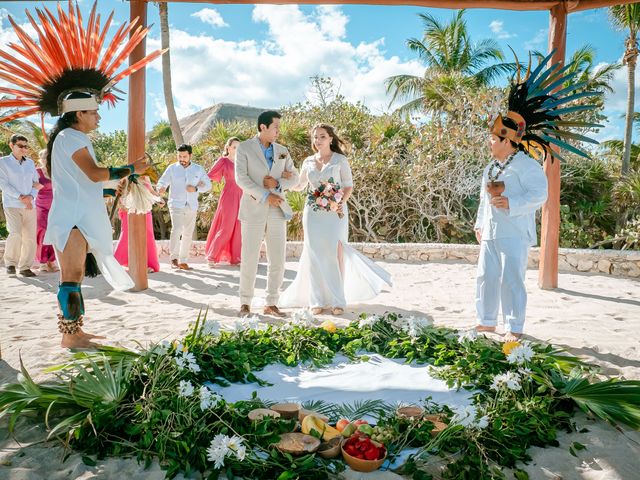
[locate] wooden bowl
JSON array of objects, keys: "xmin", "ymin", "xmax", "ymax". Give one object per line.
[
  {"xmin": 271, "ymin": 403, "xmax": 300, "ymax": 420},
  {"xmin": 317, "ymin": 436, "xmax": 342, "ymax": 459},
  {"xmin": 486, "ymin": 180, "xmax": 505, "ymax": 197},
  {"xmin": 298, "ymin": 408, "xmax": 329, "ymax": 424},
  {"xmin": 341, "ymin": 444, "xmax": 387, "ymax": 472},
  {"xmin": 397, "ymin": 406, "xmax": 424, "ymax": 420},
  {"xmin": 248, "ymin": 408, "xmax": 280, "ymax": 422},
  {"xmin": 424, "ymin": 414, "xmax": 448, "ymax": 437},
  {"xmin": 275, "ymin": 432, "xmax": 321, "ymax": 456}
]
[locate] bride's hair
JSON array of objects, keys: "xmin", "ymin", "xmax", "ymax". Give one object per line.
[{"xmin": 311, "ymin": 123, "xmax": 346, "ymax": 155}]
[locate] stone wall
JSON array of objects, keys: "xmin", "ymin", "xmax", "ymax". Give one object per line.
[{"xmin": 2, "ymin": 241, "xmax": 638, "ymax": 278}]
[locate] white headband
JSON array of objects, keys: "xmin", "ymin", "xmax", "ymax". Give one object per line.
[{"xmin": 61, "ymin": 96, "xmax": 100, "ymax": 114}]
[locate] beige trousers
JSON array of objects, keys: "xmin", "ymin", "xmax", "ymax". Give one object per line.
[
  {"xmin": 3, "ymin": 207, "xmax": 37, "ymax": 271},
  {"xmin": 239, "ymin": 209, "xmax": 286, "ymax": 306},
  {"xmin": 169, "ymin": 207, "xmax": 198, "ymax": 264}
]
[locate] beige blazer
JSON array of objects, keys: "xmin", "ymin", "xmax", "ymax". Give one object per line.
[{"xmin": 235, "ymin": 136, "xmax": 299, "ymax": 223}]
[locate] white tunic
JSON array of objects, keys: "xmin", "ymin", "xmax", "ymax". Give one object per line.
[
  {"xmin": 45, "ymin": 128, "xmax": 134, "ymax": 290},
  {"xmin": 474, "ymin": 151, "xmax": 548, "ymax": 246}
]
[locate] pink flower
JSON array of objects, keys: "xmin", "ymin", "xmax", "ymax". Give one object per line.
[
  {"xmin": 316, "ymin": 197, "xmax": 328, "ymax": 207},
  {"xmin": 334, "ymin": 192, "xmax": 343, "ymax": 203}
]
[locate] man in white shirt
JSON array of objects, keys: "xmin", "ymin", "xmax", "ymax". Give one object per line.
[
  {"xmin": 474, "ymin": 113, "xmax": 548, "ymax": 341},
  {"xmin": 157, "ymin": 143, "xmax": 211, "ymax": 270},
  {"xmin": 0, "ymin": 134, "xmax": 39, "ymax": 276}
]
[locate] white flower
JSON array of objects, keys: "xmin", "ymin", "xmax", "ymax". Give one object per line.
[
  {"xmin": 207, "ymin": 445, "xmax": 228, "ymax": 469},
  {"xmin": 207, "ymin": 434, "xmax": 246, "ymax": 468},
  {"xmin": 233, "ymin": 320, "xmax": 248, "ymax": 332},
  {"xmin": 358, "ymin": 314, "xmax": 380, "ymax": 328},
  {"xmin": 246, "ymin": 315, "xmax": 267, "ymax": 331},
  {"xmin": 235, "ymin": 444, "xmax": 246, "ymax": 461},
  {"xmin": 402, "ymin": 316, "xmax": 432, "ymax": 338},
  {"xmin": 506, "ymin": 342, "xmax": 535, "ymax": 365},
  {"xmin": 450, "ymin": 405, "xmax": 478, "ymax": 428},
  {"xmin": 490, "ymin": 371, "xmax": 522, "ymax": 391},
  {"xmin": 178, "ymin": 380, "xmax": 195, "ymax": 397},
  {"xmin": 199, "ymin": 385, "xmax": 218, "ymax": 411},
  {"xmin": 457, "ymin": 329, "xmax": 478, "ymax": 344},
  {"xmin": 154, "ymin": 340, "xmax": 171, "ymax": 356},
  {"xmin": 450, "ymin": 405, "xmax": 490, "ymax": 430},
  {"xmin": 290, "ymin": 308, "xmax": 316, "ymax": 326},
  {"xmin": 201, "ymin": 320, "xmax": 221, "ymax": 337},
  {"xmin": 175, "ymin": 351, "xmax": 201, "ymax": 373},
  {"xmin": 518, "ymin": 367, "xmax": 533, "ymax": 377},
  {"xmin": 476, "ymin": 415, "xmax": 490, "ymax": 429}
]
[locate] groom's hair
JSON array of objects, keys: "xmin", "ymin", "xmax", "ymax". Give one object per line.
[{"xmin": 257, "ymin": 111, "xmax": 281, "ymax": 132}]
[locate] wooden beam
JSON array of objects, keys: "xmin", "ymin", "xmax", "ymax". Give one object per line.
[
  {"xmin": 538, "ymin": 2, "xmax": 567, "ymax": 290},
  {"xmin": 149, "ymin": 0, "xmax": 639, "ymax": 11},
  {"xmin": 127, "ymin": 0, "xmax": 149, "ymax": 291}
]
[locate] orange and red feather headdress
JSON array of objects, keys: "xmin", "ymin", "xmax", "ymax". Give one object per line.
[{"xmin": 0, "ymin": 1, "xmax": 165, "ymax": 123}]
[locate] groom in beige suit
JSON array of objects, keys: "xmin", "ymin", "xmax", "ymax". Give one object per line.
[{"xmin": 235, "ymin": 111, "xmax": 299, "ymax": 317}]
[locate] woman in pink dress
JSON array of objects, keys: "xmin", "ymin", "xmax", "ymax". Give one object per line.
[
  {"xmin": 114, "ymin": 176, "xmax": 161, "ymax": 273},
  {"xmin": 205, "ymin": 137, "xmax": 242, "ymax": 265},
  {"xmin": 35, "ymin": 149, "xmax": 58, "ymax": 272}
]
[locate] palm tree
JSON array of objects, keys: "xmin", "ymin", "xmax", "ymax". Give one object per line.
[
  {"xmin": 158, "ymin": 2, "xmax": 184, "ymax": 147},
  {"xmin": 385, "ymin": 10, "xmax": 513, "ymax": 116},
  {"xmin": 609, "ymin": 4, "xmax": 640, "ymax": 176}
]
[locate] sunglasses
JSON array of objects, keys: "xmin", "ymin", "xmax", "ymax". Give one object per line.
[{"xmin": 14, "ymin": 144, "xmax": 29, "ymax": 149}]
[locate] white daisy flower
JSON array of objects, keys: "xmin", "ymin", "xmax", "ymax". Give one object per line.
[
  {"xmin": 506, "ymin": 342, "xmax": 535, "ymax": 365},
  {"xmin": 457, "ymin": 329, "xmax": 478, "ymax": 344},
  {"xmin": 199, "ymin": 385, "xmax": 218, "ymax": 411},
  {"xmin": 490, "ymin": 371, "xmax": 522, "ymax": 391},
  {"xmin": 201, "ymin": 320, "xmax": 221, "ymax": 337},
  {"xmin": 178, "ymin": 380, "xmax": 195, "ymax": 397}
]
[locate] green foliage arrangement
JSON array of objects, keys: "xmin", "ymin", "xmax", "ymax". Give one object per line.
[{"xmin": 1, "ymin": 312, "xmax": 639, "ymax": 479}]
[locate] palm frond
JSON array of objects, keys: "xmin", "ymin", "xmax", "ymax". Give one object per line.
[
  {"xmin": 559, "ymin": 377, "xmax": 640, "ymax": 429},
  {"xmin": 336, "ymin": 399, "xmax": 392, "ymax": 421}
]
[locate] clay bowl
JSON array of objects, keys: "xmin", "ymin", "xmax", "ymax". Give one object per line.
[
  {"xmin": 317, "ymin": 436, "xmax": 343, "ymax": 459},
  {"xmin": 275, "ymin": 432, "xmax": 321, "ymax": 456},
  {"xmin": 298, "ymin": 408, "xmax": 329, "ymax": 423},
  {"xmin": 424, "ymin": 413, "xmax": 448, "ymax": 437},
  {"xmin": 396, "ymin": 406, "xmax": 424, "ymax": 420},
  {"xmin": 486, "ymin": 180, "xmax": 505, "ymax": 197},
  {"xmin": 271, "ymin": 403, "xmax": 300, "ymax": 420},
  {"xmin": 341, "ymin": 444, "xmax": 387, "ymax": 472},
  {"xmin": 248, "ymin": 408, "xmax": 280, "ymax": 422}
]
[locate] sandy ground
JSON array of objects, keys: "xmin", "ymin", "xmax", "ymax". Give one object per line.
[{"xmin": 0, "ymin": 259, "xmax": 639, "ymax": 479}]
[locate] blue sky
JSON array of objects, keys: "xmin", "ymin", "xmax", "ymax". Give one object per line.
[{"xmin": 0, "ymin": 1, "xmax": 635, "ymax": 142}]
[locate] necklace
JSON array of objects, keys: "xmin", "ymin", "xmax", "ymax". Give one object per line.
[
  {"xmin": 316, "ymin": 152, "xmax": 332, "ymax": 164},
  {"xmin": 488, "ymin": 152, "xmax": 516, "ymax": 182}
]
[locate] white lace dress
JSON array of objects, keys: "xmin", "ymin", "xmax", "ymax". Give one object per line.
[{"xmin": 280, "ymin": 153, "xmax": 391, "ymax": 309}]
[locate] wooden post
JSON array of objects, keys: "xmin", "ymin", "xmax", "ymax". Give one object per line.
[
  {"xmin": 538, "ymin": 3, "xmax": 567, "ymax": 290},
  {"xmin": 127, "ymin": 0, "xmax": 149, "ymax": 291}
]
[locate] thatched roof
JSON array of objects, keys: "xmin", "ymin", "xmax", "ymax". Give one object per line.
[{"xmin": 179, "ymin": 103, "xmax": 267, "ymax": 144}]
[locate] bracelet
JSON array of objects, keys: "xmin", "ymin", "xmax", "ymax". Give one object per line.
[
  {"xmin": 57, "ymin": 314, "xmax": 84, "ymax": 335},
  {"xmin": 108, "ymin": 165, "xmax": 135, "ymax": 180}
]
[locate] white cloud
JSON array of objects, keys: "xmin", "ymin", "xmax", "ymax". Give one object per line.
[
  {"xmin": 192, "ymin": 8, "xmax": 228, "ymax": 28},
  {"xmin": 489, "ymin": 20, "xmax": 516, "ymax": 40},
  {"xmin": 524, "ymin": 29, "xmax": 547, "ymax": 51},
  {"xmin": 598, "ymin": 64, "xmax": 640, "ymax": 142},
  {"xmin": 147, "ymin": 5, "xmax": 423, "ymax": 121}
]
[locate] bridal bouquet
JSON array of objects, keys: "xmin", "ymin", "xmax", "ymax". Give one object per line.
[{"xmin": 307, "ymin": 177, "xmax": 344, "ymax": 218}]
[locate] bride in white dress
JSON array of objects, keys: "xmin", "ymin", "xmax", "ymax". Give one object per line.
[{"xmin": 280, "ymin": 124, "xmax": 392, "ymax": 315}]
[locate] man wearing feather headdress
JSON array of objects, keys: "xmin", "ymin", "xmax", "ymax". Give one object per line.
[
  {"xmin": 0, "ymin": 1, "xmax": 165, "ymax": 348},
  {"xmin": 474, "ymin": 51, "xmax": 601, "ymax": 341}
]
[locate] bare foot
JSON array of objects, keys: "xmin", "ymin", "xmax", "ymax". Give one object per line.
[
  {"xmin": 475, "ymin": 325, "xmax": 496, "ymax": 333},
  {"xmin": 61, "ymin": 333, "xmax": 103, "ymax": 349},
  {"xmin": 77, "ymin": 329, "xmax": 106, "ymax": 340},
  {"xmin": 503, "ymin": 332, "xmax": 522, "ymax": 342},
  {"xmin": 331, "ymin": 307, "xmax": 344, "ymax": 315},
  {"xmin": 311, "ymin": 307, "xmax": 324, "ymax": 315}
]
